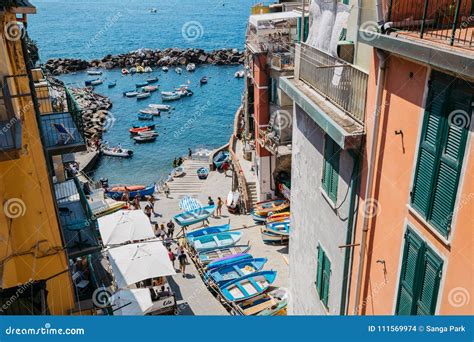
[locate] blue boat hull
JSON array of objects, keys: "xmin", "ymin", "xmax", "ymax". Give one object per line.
[
  {"xmin": 220, "ymin": 271, "xmax": 277, "ymax": 302},
  {"xmin": 186, "ymin": 224, "xmax": 230, "ymax": 241},
  {"xmin": 206, "ymin": 253, "xmax": 253, "ymax": 270},
  {"xmin": 207, "ymin": 258, "xmax": 267, "ymax": 286},
  {"xmin": 213, "ymin": 151, "xmax": 229, "ymax": 168},
  {"xmin": 105, "ymin": 184, "xmax": 155, "ymax": 200},
  {"xmin": 192, "ymin": 232, "xmax": 242, "ymax": 252},
  {"xmin": 173, "ymin": 205, "xmax": 216, "ymax": 226},
  {"xmin": 198, "ymin": 246, "xmax": 251, "ymax": 265}
]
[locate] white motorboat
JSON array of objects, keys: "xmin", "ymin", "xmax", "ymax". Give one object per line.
[
  {"xmin": 90, "ymin": 79, "xmax": 103, "ymax": 86},
  {"xmin": 139, "ymin": 108, "xmax": 160, "ymax": 115},
  {"xmin": 186, "ymin": 63, "xmax": 196, "ymax": 72},
  {"xmin": 137, "ymin": 130, "xmax": 159, "ymax": 137},
  {"xmin": 162, "ymin": 66, "xmax": 169, "ymax": 72},
  {"xmin": 124, "ymin": 91, "xmax": 139, "ymax": 97},
  {"xmin": 137, "ymin": 92, "xmax": 152, "ymax": 100},
  {"xmin": 149, "ymin": 104, "xmax": 171, "ymax": 111},
  {"xmin": 133, "ymin": 135, "xmax": 157, "ymax": 143},
  {"xmin": 175, "ymin": 67, "xmax": 182, "ymax": 75},
  {"xmin": 142, "ymin": 85, "xmax": 158, "ymax": 92},
  {"xmin": 234, "ymin": 70, "xmax": 245, "ymax": 78},
  {"xmin": 101, "ymin": 144, "xmax": 133, "ymax": 158},
  {"xmin": 87, "ymin": 69, "xmax": 102, "ymax": 75},
  {"xmin": 144, "ymin": 66, "xmax": 153, "ymax": 73}
]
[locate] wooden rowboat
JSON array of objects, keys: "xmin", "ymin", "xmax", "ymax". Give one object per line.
[
  {"xmin": 220, "ymin": 271, "xmax": 277, "ymax": 302},
  {"xmin": 192, "ymin": 232, "xmax": 242, "ymax": 252},
  {"xmin": 206, "ymin": 257, "xmax": 267, "ymax": 286},
  {"xmin": 198, "ymin": 246, "xmax": 250, "ymax": 265},
  {"xmin": 237, "ymin": 287, "xmax": 288, "ymax": 316}
]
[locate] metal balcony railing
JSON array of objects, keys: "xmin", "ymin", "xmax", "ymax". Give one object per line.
[
  {"xmin": 299, "ymin": 43, "xmax": 368, "ymax": 124},
  {"xmin": 388, "ymin": 0, "xmax": 473, "ymax": 47}
]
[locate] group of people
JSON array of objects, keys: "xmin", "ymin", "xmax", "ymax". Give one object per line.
[
  {"xmin": 172, "ymin": 148, "xmax": 193, "ymax": 168},
  {"xmin": 208, "ymin": 196, "xmax": 224, "ymax": 217}
]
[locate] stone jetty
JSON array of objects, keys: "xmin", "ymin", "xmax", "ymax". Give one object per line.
[{"xmin": 43, "ymin": 48, "xmax": 244, "ymax": 75}]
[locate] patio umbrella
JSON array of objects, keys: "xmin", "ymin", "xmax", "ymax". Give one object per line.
[
  {"xmin": 112, "ymin": 289, "xmax": 153, "ymax": 316},
  {"xmin": 98, "ymin": 210, "xmax": 155, "ymax": 245},
  {"xmin": 108, "ymin": 239, "xmax": 176, "ymax": 288}
]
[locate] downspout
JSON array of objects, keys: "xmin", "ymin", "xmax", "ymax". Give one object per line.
[
  {"xmin": 339, "ymin": 149, "xmax": 361, "ymax": 315},
  {"xmin": 353, "ymin": 48, "xmax": 387, "ymax": 314}
]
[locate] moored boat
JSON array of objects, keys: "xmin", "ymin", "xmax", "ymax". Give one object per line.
[
  {"xmin": 162, "ymin": 66, "xmax": 169, "ymax": 72},
  {"xmin": 136, "ymin": 92, "xmax": 152, "ymax": 100},
  {"xmin": 197, "ymin": 167, "xmax": 209, "ymax": 179},
  {"xmin": 220, "ymin": 271, "xmax": 277, "ymax": 302},
  {"xmin": 266, "ymin": 212, "xmax": 290, "ymax": 224},
  {"xmin": 198, "ymin": 246, "xmax": 251, "ymax": 265},
  {"xmin": 87, "ymin": 69, "xmax": 102, "ymax": 75},
  {"xmin": 121, "ymin": 68, "xmax": 129, "ymax": 75},
  {"xmin": 129, "ymin": 124, "xmax": 155, "ymax": 134},
  {"xmin": 147, "ymin": 77, "xmax": 158, "ymax": 83},
  {"xmin": 200, "ymin": 76, "xmax": 208, "ymax": 85},
  {"xmin": 173, "ymin": 205, "xmax": 216, "ymax": 227},
  {"xmin": 108, "ymin": 81, "xmax": 117, "ymax": 88},
  {"xmin": 213, "ymin": 151, "xmax": 229, "ymax": 168},
  {"xmin": 142, "ymin": 85, "xmax": 158, "ymax": 92},
  {"xmin": 124, "ymin": 91, "xmax": 139, "ymax": 97},
  {"xmin": 234, "ymin": 70, "xmax": 245, "ymax": 78},
  {"xmin": 133, "ymin": 135, "xmax": 157, "ymax": 143},
  {"xmin": 139, "ymin": 108, "xmax": 160, "ymax": 116},
  {"xmin": 149, "ymin": 104, "xmax": 171, "ymax": 111},
  {"xmin": 137, "ymin": 112, "xmax": 154, "ymax": 120},
  {"xmin": 191, "ymin": 232, "xmax": 242, "ymax": 252},
  {"xmin": 237, "ymin": 287, "xmax": 288, "ymax": 316},
  {"xmin": 105, "ymin": 184, "xmax": 155, "ymax": 200},
  {"xmin": 175, "ymin": 67, "xmax": 182, "ymax": 74},
  {"xmin": 206, "ymin": 258, "xmax": 267, "ymax": 286},
  {"xmin": 101, "ymin": 144, "xmax": 133, "ymax": 158},
  {"xmin": 186, "ymin": 223, "xmax": 230, "ymax": 242},
  {"xmin": 136, "ymin": 82, "xmax": 148, "ymax": 88},
  {"xmin": 137, "ymin": 130, "xmax": 158, "ymax": 137},
  {"xmin": 252, "ymin": 199, "xmax": 289, "ymax": 217},
  {"xmin": 260, "ymin": 227, "xmax": 289, "ymax": 244},
  {"xmin": 144, "ymin": 66, "xmax": 153, "ymax": 73},
  {"xmin": 206, "ymin": 253, "xmax": 253, "ymax": 270},
  {"xmin": 186, "ymin": 63, "xmax": 196, "ymax": 72},
  {"xmin": 161, "ymin": 92, "xmax": 181, "ymax": 101},
  {"xmin": 265, "ymin": 220, "xmax": 290, "ymax": 236}
]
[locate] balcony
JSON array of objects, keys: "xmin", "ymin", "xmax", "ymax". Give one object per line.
[
  {"xmin": 388, "ymin": 0, "xmax": 473, "ymax": 49},
  {"xmin": 279, "ymin": 43, "xmax": 367, "ymax": 149},
  {"xmin": 269, "ymin": 51, "xmax": 295, "ymax": 71},
  {"xmin": 54, "ymin": 177, "xmax": 100, "ymax": 258},
  {"xmin": 256, "ymin": 104, "xmax": 293, "ymax": 155},
  {"xmin": 40, "ymin": 112, "xmax": 86, "ymax": 155}
]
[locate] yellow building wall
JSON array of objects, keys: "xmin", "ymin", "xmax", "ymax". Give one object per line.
[{"xmin": 0, "ymin": 13, "xmax": 74, "ymax": 315}]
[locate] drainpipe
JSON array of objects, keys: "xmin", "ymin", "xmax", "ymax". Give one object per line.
[
  {"xmin": 339, "ymin": 150, "xmax": 361, "ymax": 315},
  {"xmin": 353, "ymin": 48, "xmax": 387, "ymax": 315}
]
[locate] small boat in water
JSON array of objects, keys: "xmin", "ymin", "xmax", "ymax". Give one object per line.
[
  {"xmin": 237, "ymin": 287, "xmax": 288, "ymax": 316},
  {"xmin": 136, "ymin": 92, "xmax": 152, "ymax": 100},
  {"xmin": 139, "ymin": 108, "xmax": 160, "ymax": 116},
  {"xmin": 186, "ymin": 63, "xmax": 196, "ymax": 72},
  {"xmin": 206, "ymin": 258, "xmax": 267, "ymax": 287},
  {"xmin": 133, "ymin": 134, "xmax": 157, "ymax": 143},
  {"xmin": 129, "ymin": 124, "xmax": 155, "ymax": 134},
  {"xmin": 144, "ymin": 66, "xmax": 153, "ymax": 73},
  {"xmin": 149, "ymin": 104, "xmax": 171, "ymax": 111},
  {"xmin": 121, "ymin": 68, "xmax": 129, "ymax": 75},
  {"xmin": 234, "ymin": 70, "xmax": 245, "ymax": 78},
  {"xmin": 142, "ymin": 85, "xmax": 158, "ymax": 93},
  {"xmin": 173, "ymin": 205, "xmax": 216, "ymax": 227},
  {"xmin": 198, "ymin": 246, "xmax": 251, "ymax": 265},
  {"xmin": 87, "ymin": 69, "xmax": 102, "ymax": 75},
  {"xmin": 161, "ymin": 92, "xmax": 181, "ymax": 101},
  {"xmin": 186, "ymin": 223, "xmax": 230, "ymax": 242},
  {"xmin": 136, "ymin": 82, "xmax": 149, "ymax": 88},
  {"xmin": 85, "ymin": 78, "xmax": 102, "ymax": 86},
  {"xmin": 200, "ymin": 76, "xmax": 208, "ymax": 85},
  {"xmin": 220, "ymin": 271, "xmax": 277, "ymax": 302},
  {"xmin": 137, "ymin": 130, "xmax": 158, "ymax": 137},
  {"xmin": 136, "ymin": 66, "xmax": 145, "ymax": 73},
  {"xmin": 213, "ymin": 151, "xmax": 230, "ymax": 168},
  {"xmin": 162, "ymin": 66, "xmax": 169, "ymax": 72},
  {"xmin": 137, "ymin": 112, "xmax": 154, "ymax": 120},
  {"xmin": 147, "ymin": 77, "xmax": 158, "ymax": 83},
  {"xmin": 129, "ymin": 67, "xmax": 137, "ymax": 74},
  {"xmin": 105, "ymin": 184, "xmax": 155, "ymax": 200},
  {"xmin": 191, "ymin": 232, "xmax": 242, "ymax": 252},
  {"xmin": 101, "ymin": 144, "xmax": 133, "ymax": 158},
  {"xmin": 124, "ymin": 91, "xmax": 139, "ymax": 97},
  {"xmin": 175, "ymin": 67, "xmax": 182, "ymax": 74},
  {"xmin": 197, "ymin": 167, "xmax": 209, "ymax": 179},
  {"xmin": 108, "ymin": 81, "xmax": 117, "ymax": 88}
]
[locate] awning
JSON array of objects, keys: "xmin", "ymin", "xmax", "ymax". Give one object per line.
[
  {"xmin": 112, "ymin": 289, "xmax": 153, "ymax": 316},
  {"xmin": 108, "ymin": 240, "xmax": 176, "ymax": 288},
  {"xmin": 98, "ymin": 210, "xmax": 155, "ymax": 246}
]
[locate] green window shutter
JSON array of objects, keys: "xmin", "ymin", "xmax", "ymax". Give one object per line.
[
  {"xmin": 411, "ymin": 78, "xmax": 448, "ymax": 217},
  {"xmin": 323, "ymin": 137, "xmax": 339, "ymax": 202},
  {"xmin": 316, "ymin": 245, "xmax": 324, "ymax": 294},
  {"xmin": 428, "ymin": 85, "xmax": 472, "ymax": 237},
  {"xmin": 415, "ymin": 249, "xmax": 443, "ymax": 315},
  {"xmin": 321, "ymin": 254, "xmax": 331, "ymax": 308},
  {"xmin": 396, "ymin": 230, "xmax": 423, "ymax": 315}
]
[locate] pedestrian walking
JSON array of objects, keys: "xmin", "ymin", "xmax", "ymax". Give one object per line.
[
  {"xmin": 222, "ymin": 161, "xmax": 230, "ymax": 177},
  {"xmin": 166, "ymin": 219, "xmax": 175, "ymax": 237},
  {"xmin": 208, "ymin": 196, "xmax": 215, "ymax": 206},
  {"xmin": 163, "ymin": 183, "xmax": 170, "ymax": 198},
  {"xmin": 216, "ymin": 197, "xmax": 223, "ymax": 217},
  {"xmin": 168, "ymin": 247, "xmax": 176, "ymax": 268},
  {"xmin": 188, "ymin": 147, "xmax": 192, "ymax": 159},
  {"xmin": 159, "ymin": 223, "xmax": 167, "ymax": 239},
  {"xmin": 178, "ymin": 250, "xmax": 187, "ymax": 277},
  {"xmin": 144, "ymin": 204, "xmax": 152, "ymax": 221},
  {"xmin": 133, "ymin": 195, "xmax": 141, "ymax": 210},
  {"xmin": 148, "ymin": 196, "xmax": 157, "ymax": 216}
]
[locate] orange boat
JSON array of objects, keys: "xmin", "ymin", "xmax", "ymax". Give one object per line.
[
  {"xmin": 266, "ymin": 212, "xmax": 290, "ymax": 224},
  {"xmin": 253, "ymin": 199, "xmax": 289, "ymax": 217},
  {"xmin": 109, "ymin": 185, "xmax": 145, "ymax": 192},
  {"xmin": 129, "ymin": 124, "xmax": 155, "ymax": 134}
]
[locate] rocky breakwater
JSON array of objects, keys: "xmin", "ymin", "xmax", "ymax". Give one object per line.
[
  {"xmin": 70, "ymin": 87, "xmax": 113, "ymax": 143},
  {"xmin": 44, "ymin": 48, "xmax": 244, "ymax": 75}
]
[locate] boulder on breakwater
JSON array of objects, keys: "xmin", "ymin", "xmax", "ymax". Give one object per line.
[{"xmin": 43, "ymin": 48, "xmax": 244, "ymax": 75}]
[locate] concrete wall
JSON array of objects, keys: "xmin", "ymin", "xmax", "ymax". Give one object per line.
[{"xmin": 289, "ymin": 104, "xmax": 355, "ymax": 315}]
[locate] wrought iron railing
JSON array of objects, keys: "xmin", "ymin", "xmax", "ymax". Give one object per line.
[
  {"xmin": 388, "ymin": 0, "xmax": 473, "ymax": 47},
  {"xmin": 299, "ymin": 43, "xmax": 368, "ymax": 124}
]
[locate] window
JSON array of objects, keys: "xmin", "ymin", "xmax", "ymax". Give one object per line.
[
  {"xmin": 396, "ymin": 229, "xmax": 443, "ymax": 315},
  {"xmin": 411, "ymin": 71, "xmax": 472, "ymax": 238},
  {"xmin": 316, "ymin": 244, "xmax": 331, "ymax": 309},
  {"xmin": 322, "ymin": 136, "xmax": 340, "ymax": 203}
]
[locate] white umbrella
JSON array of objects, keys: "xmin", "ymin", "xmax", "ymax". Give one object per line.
[
  {"xmin": 98, "ymin": 210, "xmax": 155, "ymax": 245},
  {"xmin": 112, "ymin": 289, "xmax": 153, "ymax": 316},
  {"xmin": 108, "ymin": 239, "xmax": 176, "ymax": 288}
]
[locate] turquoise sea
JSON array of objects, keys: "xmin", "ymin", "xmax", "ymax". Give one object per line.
[{"xmin": 27, "ymin": 0, "xmax": 255, "ymax": 184}]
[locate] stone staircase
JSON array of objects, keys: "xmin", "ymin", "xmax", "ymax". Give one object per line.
[
  {"xmin": 247, "ymin": 181, "xmax": 258, "ymax": 208},
  {"xmin": 167, "ymin": 159, "xmax": 209, "ymax": 198}
]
